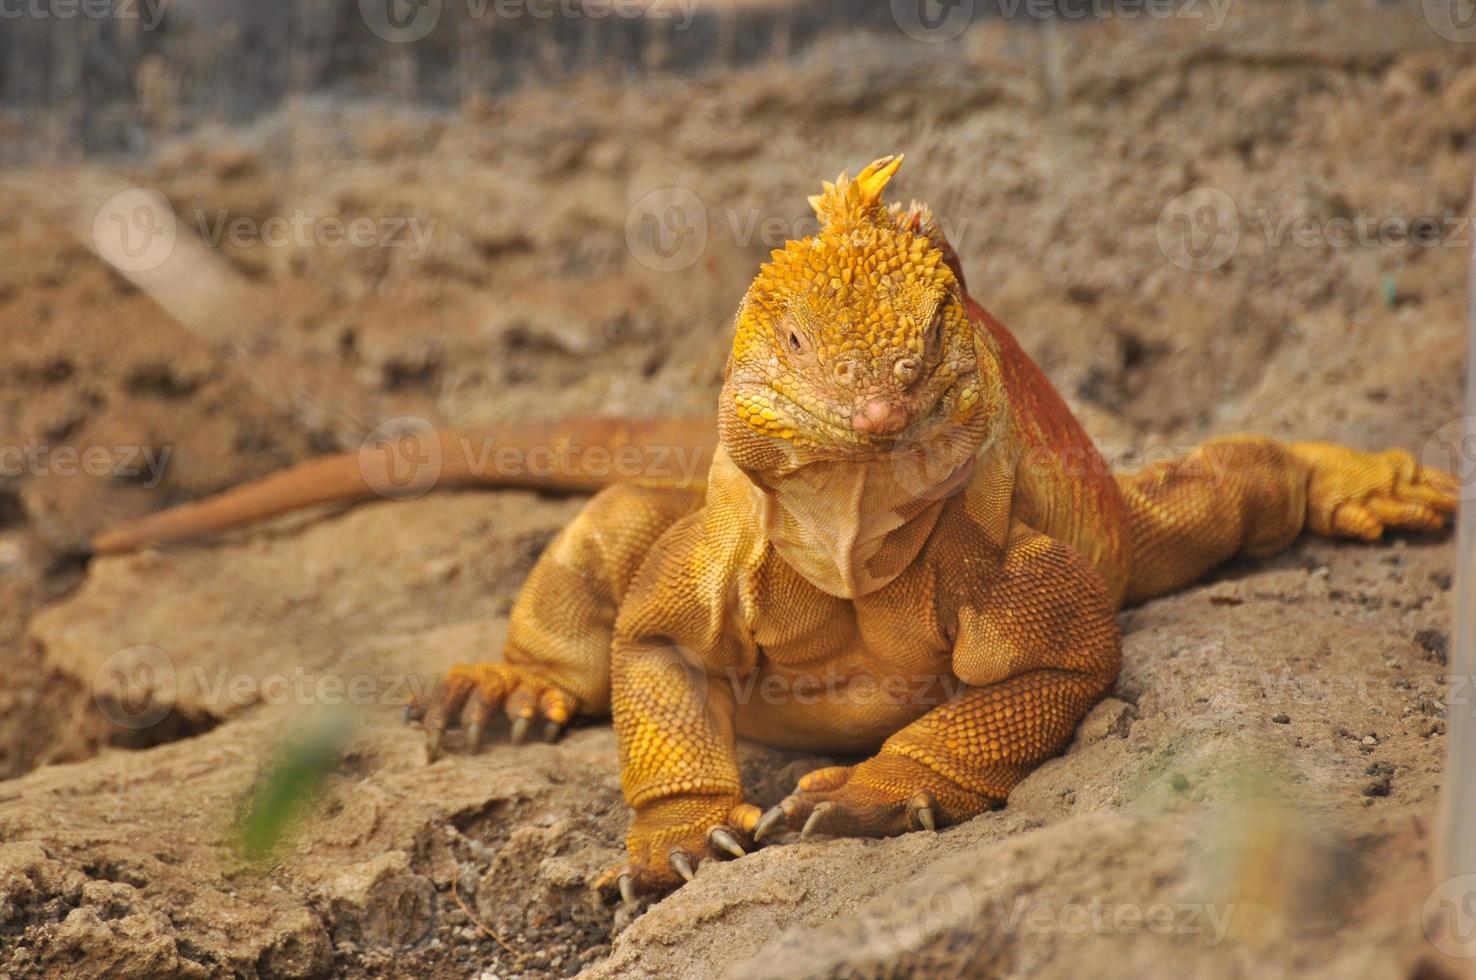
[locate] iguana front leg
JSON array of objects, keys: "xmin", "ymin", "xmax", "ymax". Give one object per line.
[
  {"xmin": 412, "ymin": 483, "xmax": 701, "ymax": 754},
  {"xmin": 755, "ymin": 524, "xmax": 1121, "ymax": 841},
  {"xmin": 602, "ymin": 641, "xmax": 759, "ymax": 894},
  {"xmin": 597, "ymin": 510, "xmax": 764, "ymax": 898}
]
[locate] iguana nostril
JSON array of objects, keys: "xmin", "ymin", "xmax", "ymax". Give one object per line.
[
  {"xmin": 894, "ymin": 358, "xmax": 919, "ymax": 385},
  {"xmin": 834, "ymin": 360, "xmax": 858, "ymax": 384}
]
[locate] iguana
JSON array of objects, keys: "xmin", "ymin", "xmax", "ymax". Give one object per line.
[{"xmin": 92, "ymin": 155, "xmax": 1460, "ymax": 905}]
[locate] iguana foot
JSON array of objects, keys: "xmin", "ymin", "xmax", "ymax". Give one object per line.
[
  {"xmin": 594, "ymin": 795, "xmax": 761, "ymax": 906},
  {"xmin": 1292, "ymin": 444, "xmax": 1459, "ymax": 540},
  {"xmin": 409, "ymin": 663, "xmax": 578, "ymax": 757},
  {"xmin": 753, "ymin": 756, "xmax": 997, "ymax": 843}
]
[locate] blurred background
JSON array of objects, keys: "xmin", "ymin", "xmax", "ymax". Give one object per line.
[{"xmin": 0, "ymin": 1, "xmax": 1473, "ymax": 977}]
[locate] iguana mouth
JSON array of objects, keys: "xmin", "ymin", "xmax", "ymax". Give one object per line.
[{"xmin": 736, "ymin": 363, "xmax": 978, "ymax": 458}]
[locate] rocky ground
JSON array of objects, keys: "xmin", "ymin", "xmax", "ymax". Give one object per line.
[{"xmin": 0, "ymin": 1, "xmax": 1473, "ymax": 976}]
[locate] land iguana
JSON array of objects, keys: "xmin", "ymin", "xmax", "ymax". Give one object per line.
[{"xmin": 92, "ymin": 156, "xmax": 1460, "ymax": 904}]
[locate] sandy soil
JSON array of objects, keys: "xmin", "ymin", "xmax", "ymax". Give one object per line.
[{"xmin": 0, "ymin": 2, "xmax": 1473, "ymax": 976}]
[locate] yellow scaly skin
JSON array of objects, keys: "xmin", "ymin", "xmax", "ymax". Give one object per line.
[{"xmin": 419, "ymin": 156, "xmax": 1460, "ymax": 901}]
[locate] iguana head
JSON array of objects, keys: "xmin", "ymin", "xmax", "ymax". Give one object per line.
[{"xmin": 721, "ymin": 155, "xmax": 997, "ymax": 479}]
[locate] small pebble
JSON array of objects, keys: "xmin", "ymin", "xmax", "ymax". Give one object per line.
[
  {"xmin": 1271, "ymin": 713, "xmax": 1290, "ymax": 724},
  {"xmin": 1414, "ymin": 629, "xmax": 1449, "ymax": 665}
]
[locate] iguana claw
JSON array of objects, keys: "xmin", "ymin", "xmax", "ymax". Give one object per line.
[
  {"xmin": 753, "ymin": 804, "xmax": 787, "ymax": 843},
  {"xmin": 751, "ymin": 763, "xmax": 988, "ymax": 841},
  {"xmin": 801, "ymin": 802, "xmax": 834, "ymax": 838},
  {"xmin": 708, "ymin": 826, "xmax": 745, "ymax": 857},
  {"xmin": 668, "ymin": 850, "xmax": 696, "ymax": 882},
  {"xmin": 416, "ymin": 662, "xmax": 577, "ymax": 753}
]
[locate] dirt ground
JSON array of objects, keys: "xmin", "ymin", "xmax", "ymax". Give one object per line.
[{"xmin": 1, "ymin": 1, "xmax": 1473, "ymax": 976}]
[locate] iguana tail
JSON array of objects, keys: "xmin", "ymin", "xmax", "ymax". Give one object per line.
[{"xmin": 91, "ymin": 417, "xmax": 717, "ymax": 555}]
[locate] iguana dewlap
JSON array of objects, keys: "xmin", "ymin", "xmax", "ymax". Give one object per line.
[{"xmin": 93, "ymin": 155, "xmax": 1460, "ymax": 903}]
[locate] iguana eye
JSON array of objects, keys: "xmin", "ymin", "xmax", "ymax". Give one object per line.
[
  {"xmin": 927, "ymin": 310, "xmax": 945, "ymax": 354},
  {"xmin": 788, "ymin": 331, "xmax": 804, "ymax": 353}
]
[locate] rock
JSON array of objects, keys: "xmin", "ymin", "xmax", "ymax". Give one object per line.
[
  {"xmin": 40, "ymin": 907, "xmax": 208, "ymax": 980},
  {"xmin": 256, "ymin": 911, "xmax": 335, "ymax": 979},
  {"xmin": 322, "ymin": 853, "xmax": 436, "ymax": 949},
  {"xmin": 1071, "ymin": 697, "xmax": 1136, "ymax": 745},
  {"xmin": 1414, "ymin": 629, "xmax": 1449, "ymax": 664}
]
